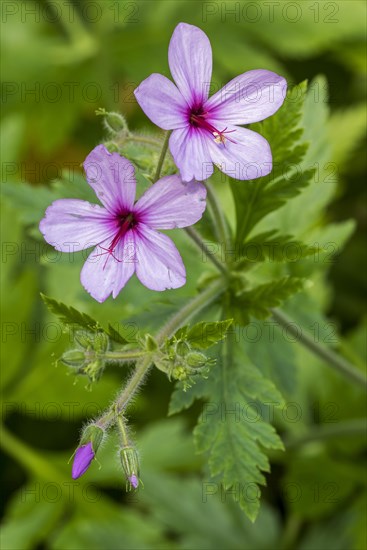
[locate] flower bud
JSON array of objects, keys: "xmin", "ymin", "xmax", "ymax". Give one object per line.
[
  {"xmin": 61, "ymin": 349, "xmax": 86, "ymax": 367},
  {"xmin": 74, "ymin": 331, "xmax": 94, "ymax": 349},
  {"xmin": 80, "ymin": 424, "xmax": 104, "ymax": 449},
  {"xmin": 93, "ymin": 331, "xmax": 109, "ymax": 353},
  {"xmin": 186, "ymin": 351, "xmax": 208, "ymax": 369},
  {"xmin": 103, "ymin": 112, "xmax": 129, "ymax": 134},
  {"xmin": 72, "ymin": 442, "xmax": 94, "ymax": 479},
  {"xmin": 120, "ymin": 446, "xmax": 140, "ymax": 491},
  {"xmin": 72, "ymin": 424, "xmax": 104, "ymax": 480}
]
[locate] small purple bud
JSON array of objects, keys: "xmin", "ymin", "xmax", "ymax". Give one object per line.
[
  {"xmin": 129, "ymin": 474, "xmax": 139, "ymax": 489},
  {"xmin": 72, "ymin": 442, "xmax": 94, "ymax": 479}
]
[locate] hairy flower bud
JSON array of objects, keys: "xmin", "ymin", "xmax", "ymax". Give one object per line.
[
  {"xmin": 80, "ymin": 424, "xmax": 104, "ymax": 449},
  {"xmin": 186, "ymin": 351, "xmax": 208, "ymax": 369},
  {"xmin": 120, "ymin": 446, "xmax": 140, "ymax": 491},
  {"xmin": 96, "ymin": 107, "xmax": 129, "ymax": 135},
  {"xmin": 72, "ymin": 442, "xmax": 94, "ymax": 479},
  {"xmin": 72, "ymin": 424, "xmax": 104, "ymax": 479},
  {"xmin": 61, "ymin": 349, "xmax": 86, "ymax": 367}
]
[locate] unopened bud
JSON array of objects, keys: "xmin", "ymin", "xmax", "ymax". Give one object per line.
[
  {"xmin": 96, "ymin": 107, "xmax": 129, "ymax": 134},
  {"xmin": 74, "ymin": 331, "xmax": 94, "ymax": 349},
  {"xmin": 61, "ymin": 349, "xmax": 86, "ymax": 367},
  {"xmin": 80, "ymin": 424, "xmax": 104, "ymax": 449},
  {"xmin": 93, "ymin": 331, "xmax": 109, "ymax": 353},
  {"xmin": 186, "ymin": 351, "xmax": 207, "ymax": 369},
  {"xmin": 72, "ymin": 424, "xmax": 104, "ymax": 479},
  {"xmin": 120, "ymin": 446, "xmax": 140, "ymax": 491}
]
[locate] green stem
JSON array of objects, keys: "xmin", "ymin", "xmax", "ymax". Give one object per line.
[
  {"xmin": 156, "ymin": 278, "xmax": 225, "ymax": 344},
  {"xmin": 285, "ymin": 418, "xmax": 367, "ymax": 449},
  {"xmin": 153, "ymin": 131, "xmax": 171, "ymax": 182},
  {"xmin": 184, "ymin": 226, "xmax": 228, "ymax": 275},
  {"xmin": 271, "ymin": 308, "xmax": 367, "ymax": 389},
  {"xmin": 104, "ymin": 350, "xmax": 146, "ymax": 361},
  {"xmin": 205, "ymin": 181, "xmax": 231, "ymax": 247}
]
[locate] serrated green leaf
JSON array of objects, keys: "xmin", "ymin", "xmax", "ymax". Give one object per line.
[
  {"xmin": 231, "ymin": 82, "xmax": 315, "ymax": 243},
  {"xmin": 41, "ymin": 294, "xmax": 100, "ymax": 332},
  {"xmin": 194, "ymin": 339, "xmax": 284, "ymax": 521},
  {"xmin": 235, "ymin": 231, "xmax": 317, "ymax": 268},
  {"xmin": 233, "ymin": 278, "xmax": 304, "ymax": 325},
  {"xmin": 168, "ymin": 378, "xmax": 208, "ymax": 416}
]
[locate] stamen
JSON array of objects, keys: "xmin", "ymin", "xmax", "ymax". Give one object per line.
[
  {"xmin": 190, "ymin": 112, "xmax": 237, "ymax": 145},
  {"xmin": 95, "ymin": 213, "xmax": 136, "ymax": 270}
]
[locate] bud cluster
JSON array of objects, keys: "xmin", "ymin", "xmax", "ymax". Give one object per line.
[
  {"xmin": 156, "ymin": 338, "xmax": 215, "ymax": 390},
  {"xmin": 61, "ymin": 330, "xmax": 109, "ymax": 383}
]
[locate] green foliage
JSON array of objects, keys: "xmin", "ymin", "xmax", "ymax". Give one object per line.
[
  {"xmin": 1, "ymin": 2, "xmax": 366, "ymax": 547},
  {"xmin": 232, "ymin": 277, "xmax": 304, "ymax": 325},
  {"xmin": 41, "ymin": 294, "xmax": 100, "ymax": 332},
  {"xmin": 194, "ymin": 340, "xmax": 284, "ymax": 521},
  {"xmin": 170, "ymin": 319, "xmax": 233, "ymax": 350},
  {"xmin": 231, "ymin": 81, "xmax": 314, "ymax": 243},
  {"xmin": 234, "ymin": 231, "xmax": 317, "ymax": 268},
  {"xmin": 41, "ymin": 294, "xmax": 137, "ymax": 344}
]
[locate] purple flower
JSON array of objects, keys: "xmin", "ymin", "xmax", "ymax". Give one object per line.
[
  {"xmin": 72, "ymin": 442, "xmax": 94, "ymax": 479},
  {"xmin": 134, "ymin": 22, "xmax": 287, "ymax": 182},
  {"xmin": 39, "ymin": 145, "xmax": 206, "ymax": 303}
]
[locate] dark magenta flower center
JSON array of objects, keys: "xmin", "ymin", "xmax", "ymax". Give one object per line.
[
  {"xmin": 189, "ymin": 107, "xmax": 236, "ymax": 144},
  {"xmin": 97, "ymin": 211, "xmax": 138, "ymax": 269}
]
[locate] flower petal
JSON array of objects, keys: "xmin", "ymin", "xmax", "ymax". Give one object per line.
[
  {"xmin": 80, "ymin": 231, "xmax": 136, "ymax": 302},
  {"xmin": 83, "ymin": 145, "xmax": 136, "ymax": 213},
  {"xmin": 206, "ymin": 125, "xmax": 272, "ymax": 180},
  {"xmin": 39, "ymin": 199, "xmax": 115, "ymax": 252},
  {"xmin": 134, "ymin": 174, "xmax": 207, "ymax": 229},
  {"xmin": 135, "ymin": 225, "xmax": 186, "ymax": 291},
  {"xmin": 169, "ymin": 127, "xmax": 213, "ymax": 182},
  {"xmin": 134, "ymin": 74, "xmax": 188, "ymax": 130},
  {"xmin": 169, "ymin": 23, "xmax": 212, "ymax": 107},
  {"xmin": 206, "ymin": 69, "xmax": 287, "ymax": 125}
]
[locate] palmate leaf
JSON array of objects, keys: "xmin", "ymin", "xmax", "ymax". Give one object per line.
[
  {"xmin": 231, "ymin": 81, "xmax": 315, "ymax": 243},
  {"xmin": 232, "ymin": 277, "xmax": 304, "ymax": 326},
  {"xmin": 194, "ymin": 339, "xmax": 284, "ymax": 521}
]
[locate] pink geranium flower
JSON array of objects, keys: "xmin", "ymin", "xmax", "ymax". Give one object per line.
[
  {"xmin": 39, "ymin": 145, "xmax": 206, "ymax": 302},
  {"xmin": 134, "ymin": 22, "xmax": 287, "ymax": 182}
]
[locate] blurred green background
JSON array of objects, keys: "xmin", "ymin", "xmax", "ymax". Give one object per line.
[{"xmin": 1, "ymin": 1, "xmax": 366, "ymax": 549}]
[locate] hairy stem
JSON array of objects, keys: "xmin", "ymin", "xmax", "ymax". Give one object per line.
[
  {"xmin": 104, "ymin": 350, "xmax": 146, "ymax": 361},
  {"xmin": 271, "ymin": 308, "xmax": 367, "ymax": 388}
]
